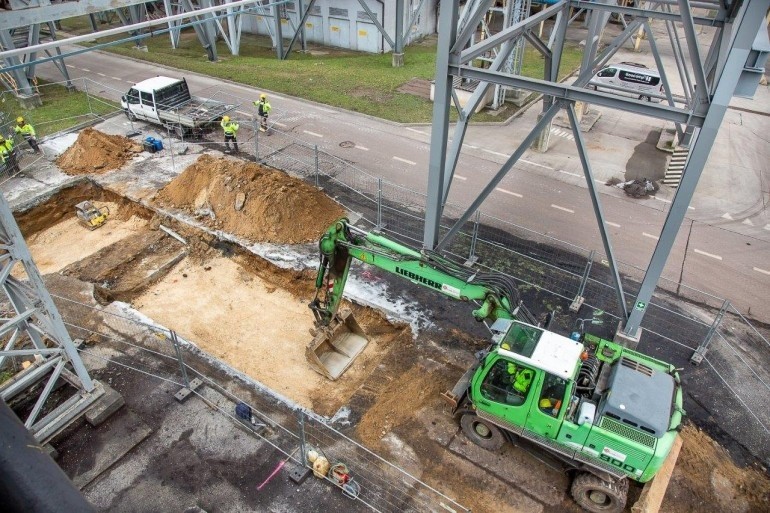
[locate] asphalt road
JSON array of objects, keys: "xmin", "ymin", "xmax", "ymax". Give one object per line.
[{"xmin": 33, "ymin": 47, "xmax": 770, "ymax": 323}]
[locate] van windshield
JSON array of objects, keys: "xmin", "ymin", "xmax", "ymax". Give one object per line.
[{"xmin": 619, "ymin": 70, "xmax": 660, "ymax": 86}]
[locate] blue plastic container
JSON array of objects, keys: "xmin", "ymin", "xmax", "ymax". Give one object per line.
[{"xmin": 145, "ymin": 136, "xmax": 163, "ymax": 151}]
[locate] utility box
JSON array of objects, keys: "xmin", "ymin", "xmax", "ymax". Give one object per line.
[{"xmin": 734, "ymin": 26, "xmax": 770, "ymax": 98}]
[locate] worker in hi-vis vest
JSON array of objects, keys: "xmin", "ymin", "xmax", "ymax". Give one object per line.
[
  {"xmin": 254, "ymin": 94, "xmax": 271, "ymax": 133},
  {"xmin": 220, "ymin": 115, "xmax": 239, "ymax": 152},
  {"xmin": 14, "ymin": 117, "xmax": 40, "ymax": 153}
]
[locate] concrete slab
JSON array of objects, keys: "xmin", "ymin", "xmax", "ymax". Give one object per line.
[
  {"xmin": 70, "ymin": 409, "xmax": 152, "ymax": 489},
  {"xmin": 85, "ymin": 382, "xmax": 125, "ymax": 426}
]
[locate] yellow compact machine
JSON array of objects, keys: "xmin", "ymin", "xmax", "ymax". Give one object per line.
[{"xmin": 75, "ymin": 201, "xmax": 109, "ymax": 230}]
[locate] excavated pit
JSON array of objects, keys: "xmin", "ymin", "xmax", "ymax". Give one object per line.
[{"xmin": 15, "ymin": 178, "xmax": 408, "ymax": 415}]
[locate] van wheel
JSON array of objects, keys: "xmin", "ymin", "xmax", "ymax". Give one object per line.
[
  {"xmin": 571, "ymin": 473, "xmax": 628, "ymax": 513},
  {"xmin": 460, "ymin": 413, "xmax": 505, "ymax": 451},
  {"xmin": 639, "ymin": 95, "xmax": 652, "ymax": 102}
]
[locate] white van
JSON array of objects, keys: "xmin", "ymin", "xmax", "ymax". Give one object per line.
[{"xmin": 589, "ymin": 62, "xmax": 664, "ymax": 102}]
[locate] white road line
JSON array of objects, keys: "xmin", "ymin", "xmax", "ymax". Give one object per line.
[
  {"xmin": 81, "ymin": 68, "xmax": 91, "ymax": 72},
  {"xmin": 764, "ymin": 224, "xmax": 770, "ymax": 231},
  {"xmin": 694, "ymin": 249, "xmax": 722, "ymax": 260},
  {"xmin": 111, "ymin": 76, "xmax": 122, "ymax": 81},
  {"xmin": 455, "ymin": 175, "xmax": 467, "ymax": 181},
  {"xmin": 495, "ymin": 187, "xmax": 522, "ymax": 198},
  {"xmin": 406, "ymin": 127, "xmax": 428, "ymax": 135},
  {"xmin": 606, "ymin": 222, "xmax": 621, "ymax": 228},
  {"xmin": 722, "ymin": 213, "xmax": 734, "ymax": 220},
  {"xmin": 482, "ymin": 148, "xmax": 508, "ymax": 158},
  {"xmin": 558, "ymin": 170, "xmax": 581, "ymax": 178},
  {"xmin": 521, "ymin": 159, "xmax": 554, "ymax": 170},
  {"xmin": 464, "ymin": 144, "xmax": 478, "ymax": 149},
  {"xmin": 653, "ymin": 196, "xmax": 671, "ymax": 204},
  {"xmin": 688, "ymin": 206, "xmax": 695, "ymax": 210},
  {"xmin": 393, "ymin": 156, "xmax": 417, "ymax": 166},
  {"xmin": 315, "ymin": 107, "xmax": 335, "ymax": 113},
  {"xmin": 753, "ymin": 267, "xmax": 770, "ymax": 276},
  {"xmin": 551, "ymin": 204, "xmax": 574, "ymax": 214},
  {"xmin": 96, "ymin": 73, "xmax": 106, "ymax": 77},
  {"xmin": 742, "ymin": 218, "xmax": 754, "ymax": 226},
  {"xmin": 355, "ymin": 145, "xmax": 369, "ymax": 151},
  {"xmin": 273, "ymin": 121, "xmax": 287, "ymax": 127},
  {"xmin": 642, "ymin": 232, "xmax": 659, "ymax": 240},
  {"xmin": 303, "ymin": 130, "xmax": 323, "ymax": 138},
  {"xmin": 234, "ymin": 110, "xmax": 251, "ymax": 116}
]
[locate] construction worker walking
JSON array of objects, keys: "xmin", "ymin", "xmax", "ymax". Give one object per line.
[
  {"xmin": 14, "ymin": 117, "xmax": 40, "ymax": 153},
  {"xmin": 253, "ymin": 94, "xmax": 271, "ymax": 133},
  {"xmin": 220, "ymin": 115, "xmax": 239, "ymax": 152},
  {"xmin": 0, "ymin": 135, "xmax": 20, "ymax": 176}
]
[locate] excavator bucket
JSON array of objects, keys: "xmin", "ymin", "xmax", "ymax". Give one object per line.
[{"xmin": 306, "ymin": 309, "xmax": 369, "ymax": 380}]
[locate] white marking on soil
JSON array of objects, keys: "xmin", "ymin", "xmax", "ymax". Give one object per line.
[
  {"xmin": 393, "ymin": 156, "xmax": 417, "ymax": 166},
  {"xmin": 495, "ymin": 188, "xmax": 522, "ymax": 198},
  {"xmin": 642, "ymin": 232, "xmax": 659, "ymax": 240},
  {"xmin": 551, "ymin": 204, "xmax": 574, "ymax": 214},
  {"xmin": 303, "ymin": 130, "xmax": 323, "ymax": 138},
  {"xmin": 753, "ymin": 267, "xmax": 770, "ymax": 276},
  {"xmin": 694, "ymin": 249, "xmax": 722, "ymax": 260}
]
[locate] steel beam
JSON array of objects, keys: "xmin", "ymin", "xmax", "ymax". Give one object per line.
[
  {"xmin": 424, "ymin": 0, "xmax": 459, "ymax": 250},
  {"xmin": 356, "ymin": 0, "xmax": 395, "ymax": 50},
  {"xmin": 285, "ymin": 0, "xmax": 318, "ymax": 57},
  {"xmin": 676, "ymin": 0, "xmax": 711, "ymax": 101},
  {"xmin": 623, "ymin": 0, "xmax": 769, "ymax": 335},
  {"xmin": 394, "ymin": 0, "xmax": 405, "ymax": 65},
  {"xmin": 452, "ymin": 0, "xmax": 497, "ymax": 54},
  {"xmin": 570, "ymin": 0, "xmax": 723, "ymax": 26},
  {"xmin": 0, "ymin": 30, "xmax": 36, "ymax": 96},
  {"xmin": 272, "ymin": 1, "xmax": 284, "ymax": 59},
  {"xmin": 452, "ymin": 66, "xmax": 706, "ymax": 126},
  {"xmin": 644, "ymin": 21, "xmax": 683, "ymax": 140},
  {"xmin": 0, "ymin": 0, "xmax": 150, "ymax": 30},
  {"xmin": 567, "ymin": 104, "xmax": 628, "ymax": 320}
]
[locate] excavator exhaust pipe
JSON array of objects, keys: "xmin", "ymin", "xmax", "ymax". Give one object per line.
[{"xmin": 306, "ymin": 310, "xmax": 369, "ymax": 380}]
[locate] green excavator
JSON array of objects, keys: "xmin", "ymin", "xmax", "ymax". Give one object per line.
[{"xmin": 308, "ymin": 218, "xmax": 684, "ymax": 513}]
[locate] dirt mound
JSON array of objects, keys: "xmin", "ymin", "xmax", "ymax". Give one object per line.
[
  {"xmin": 154, "ymin": 155, "xmax": 345, "ymax": 244},
  {"xmin": 56, "ymin": 128, "xmax": 142, "ymax": 175}
]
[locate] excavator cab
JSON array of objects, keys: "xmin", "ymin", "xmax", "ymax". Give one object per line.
[{"xmin": 306, "ymin": 309, "xmax": 369, "ymax": 380}]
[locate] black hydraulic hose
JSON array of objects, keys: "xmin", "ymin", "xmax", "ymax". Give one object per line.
[{"xmin": 0, "ymin": 400, "xmax": 96, "ymax": 513}]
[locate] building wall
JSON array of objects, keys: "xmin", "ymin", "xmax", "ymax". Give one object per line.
[{"xmin": 241, "ymin": 0, "xmax": 437, "ymax": 54}]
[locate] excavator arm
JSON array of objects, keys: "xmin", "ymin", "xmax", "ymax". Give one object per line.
[{"xmin": 307, "ymin": 218, "xmax": 539, "ymax": 379}]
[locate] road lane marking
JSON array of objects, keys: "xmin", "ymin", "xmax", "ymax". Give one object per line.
[
  {"xmin": 754, "ymin": 267, "xmax": 770, "ymax": 276},
  {"xmin": 111, "ymin": 76, "xmax": 122, "ymax": 81},
  {"xmin": 765, "ymin": 224, "xmax": 770, "ymax": 231},
  {"xmin": 464, "ymin": 144, "xmax": 478, "ymax": 149},
  {"xmin": 551, "ymin": 204, "xmax": 574, "ymax": 214},
  {"xmin": 742, "ymin": 218, "xmax": 754, "ymax": 226},
  {"xmin": 406, "ymin": 127, "xmax": 428, "ymax": 135},
  {"xmin": 455, "ymin": 175, "xmax": 467, "ymax": 181},
  {"xmin": 521, "ymin": 159, "xmax": 554, "ymax": 170},
  {"xmin": 303, "ymin": 130, "xmax": 322, "ymax": 138},
  {"xmin": 482, "ymin": 148, "xmax": 508, "ymax": 158},
  {"xmin": 355, "ymin": 145, "xmax": 369, "ymax": 151},
  {"xmin": 495, "ymin": 188, "xmax": 522, "ymax": 198},
  {"xmin": 642, "ymin": 232, "xmax": 659, "ymax": 240},
  {"xmin": 606, "ymin": 222, "xmax": 621, "ymax": 228},
  {"xmin": 694, "ymin": 249, "xmax": 722, "ymax": 260},
  {"xmin": 96, "ymin": 72, "xmax": 106, "ymax": 77},
  {"xmin": 722, "ymin": 213, "xmax": 734, "ymax": 220},
  {"xmin": 558, "ymin": 170, "xmax": 581, "ymax": 177},
  {"xmin": 393, "ymin": 156, "xmax": 416, "ymax": 166},
  {"xmin": 653, "ymin": 196, "xmax": 671, "ymax": 203},
  {"xmin": 81, "ymin": 68, "xmax": 91, "ymax": 72}
]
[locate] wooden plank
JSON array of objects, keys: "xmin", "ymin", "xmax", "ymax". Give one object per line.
[{"xmin": 631, "ymin": 435, "xmax": 683, "ymax": 513}]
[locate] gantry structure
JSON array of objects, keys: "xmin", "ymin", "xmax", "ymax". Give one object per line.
[{"xmin": 426, "ymin": 0, "xmax": 769, "ymax": 343}]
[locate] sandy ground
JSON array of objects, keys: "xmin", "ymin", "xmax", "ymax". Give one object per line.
[{"xmin": 22, "ymin": 202, "xmax": 147, "ymax": 275}]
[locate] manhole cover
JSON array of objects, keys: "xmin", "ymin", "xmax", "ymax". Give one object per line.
[{"xmin": 339, "ymin": 141, "xmax": 355, "ymax": 148}]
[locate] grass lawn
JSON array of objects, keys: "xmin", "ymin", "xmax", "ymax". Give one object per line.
[
  {"xmin": 1, "ymin": 81, "xmax": 119, "ymax": 138},
  {"xmin": 60, "ymin": 16, "xmax": 583, "ymax": 123}
]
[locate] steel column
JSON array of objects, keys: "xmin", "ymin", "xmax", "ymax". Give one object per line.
[
  {"xmin": 273, "ymin": 1, "xmax": 284, "ymax": 59},
  {"xmin": 0, "ymin": 30, "xmax": 36, "ymax": 96},
  {"xmin": 423, "ymin": 0, "xmax": 459, "ymax": 250},
  {"xmin": 394, "ymin": 0, "xmax": 405, "ymax": 66},
  {"xmin": 623, "ymin": 0, "xmax": 769, "ymax": 335}
]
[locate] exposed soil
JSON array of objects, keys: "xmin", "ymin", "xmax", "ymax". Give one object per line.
[
  {"xmin": 56, "ymin": 128, "xmax": 142, "ymax": 175},
  {"xmin": 153, "ymin": 155, "xmax": 345, "ymax": 244}
]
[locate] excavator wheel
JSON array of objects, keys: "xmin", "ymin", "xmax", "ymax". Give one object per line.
[
  {"xmin": 570, "ymin": 472, "xmax": 628, "ymax": 513},
  {"xmin": 460, "ymin": 413, "xmax": 505, "ymax": 451}
]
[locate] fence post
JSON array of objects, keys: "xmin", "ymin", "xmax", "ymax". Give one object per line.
[
  {"xmin": 375, "ymin": 178, "xmax": 384, "ymax": 232},
  {"xmin": 465, "ymin": 210, "xmax": 481, "ymax": 267},
  {"xmin": 298, "ymin": 409, "xmax": 307, "ymax": 467},
  {"xmin": 314, "ymin": 145, "xmax": 319, "ymax": 188},
  {"xmin": 83, "ymin": 78, "xmax": 93, "ymax": 116},
  {"xmin": 570, "ymin": 250, "xmax": 594, "ymax": 312},
  {"xmin": 254, "ymin": 118, "xmax": 259, "ymax": 162},
  {"xmin": 690, "ymin": 299, "xmax": 730, "ymax": 365},
  {"xmin": 169, "ymin": 330, "xmax": 201, "ymax": 402}
]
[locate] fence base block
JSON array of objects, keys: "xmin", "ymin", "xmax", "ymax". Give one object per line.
[
  {"xmin": 613, "ymin": 321, "xmax": 641, "ymax": 349},
  {"xmin": 569, "ymin": 296, "xmax": 585, "ymax": 312},
  {"xmin": 288, "ymin": 464, "xmax": 311, "ymax": 485},
  {"xmin": 174, "ymin": 377, "xmax": 203, "ymax": 403}
]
